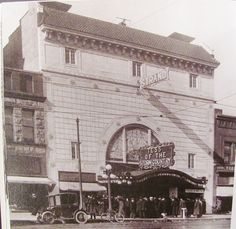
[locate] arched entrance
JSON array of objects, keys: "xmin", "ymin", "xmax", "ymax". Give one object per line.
[{"xmin": 102, "ymin": 123, "xmax": 207, "ymax": 203}]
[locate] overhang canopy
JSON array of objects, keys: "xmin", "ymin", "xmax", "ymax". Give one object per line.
[
  {"xmin": 7, "ymin": 176, "xmax": 55, "ymax": 185},
  {"xmin": 59, "ymin": 182, "xmax": 106, "ymax": 192},
  {"xmin": 216, "ymin": 186, "xmax": 234, "ymax": 197},
  {"xmin": 130, "ymin": 169, "xmax": 207, "ymax": 188}
]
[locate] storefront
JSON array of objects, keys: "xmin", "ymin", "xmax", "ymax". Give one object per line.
[
  {"xmin": 7, "ymin": 176, "xmax": 54, "ymax": 211},
  {"xmin": 214, "ymin": 109, "xmax": 235, "ymax": 213}
]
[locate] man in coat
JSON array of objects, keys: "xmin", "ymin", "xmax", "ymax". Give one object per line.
[{"xmin": 193, "ymin": 198, "xmax": 202, "ymax": 218}]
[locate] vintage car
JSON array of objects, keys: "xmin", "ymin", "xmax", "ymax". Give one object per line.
[{"xmin": 40, "ymin": 192, "xmax": 88, "ymax": 224}]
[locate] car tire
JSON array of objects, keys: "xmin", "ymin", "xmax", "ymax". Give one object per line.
[
  {"xmin": 75, "ymin": 210, "xmax": 88, "ymax": 224},
  {"xmin": 115, "ymin": 213, "xmax": 124, "ymax": 223},
  {"xmin": 42, "ymin": 211, "xmax": 55, "ymax": 224}
]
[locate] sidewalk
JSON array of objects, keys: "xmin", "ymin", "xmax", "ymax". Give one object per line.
[{"xmin": 10, "ymin": 211, "xmax": 231, "ymax": 224}]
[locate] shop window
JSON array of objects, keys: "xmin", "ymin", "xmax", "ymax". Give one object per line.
[
  {"xmin": 20, "ymin": 74, "xmax": 33, "ymax": 93},
  {"xmin": 188, "ymin": 153, "xmax": 195, "ymax": 168},
  {"xmin": 22, "ymin": 109, "xmax": 34, "ymax": 143},
  {"xmin": 224, "ymin": 142, "xmax": 236, "ymax": 164},
  {"xmin": 5, "ymin": 107, "xmax": 13, "ymax": 141},
  {"xmin": 71, "ymin": 142, "xmax": 78, "ymax": 159},
  {"xmin": 132, "ymin": 61, "xmax": 142, "ymax": 77},
  {"xmin": 65, "ymin": 47, "xmax": 76, "ymax": 64},
  {"xmin": 189, "ymin": 74, "xmax": 198, "ymax": 88}
]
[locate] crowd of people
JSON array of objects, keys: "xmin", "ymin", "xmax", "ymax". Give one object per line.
[{"xmin": 84, "ymin": 194, "xmax": 206, "ymax": 219}]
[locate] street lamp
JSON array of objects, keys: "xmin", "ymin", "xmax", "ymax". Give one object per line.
[{"xmin": 105, "ymin": 164, "xmax": 112, "ymax": 212}]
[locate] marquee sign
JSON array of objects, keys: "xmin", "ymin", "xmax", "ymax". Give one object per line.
[
  {"xmin": 185, "ymin": 189, "xmax": 204, "ymax": 194},
  {"xmin": 139, "ymin": 67, "xmax": 169, "ymax": 89},
  {"xmin": 139, "ymin": 142, "xmax": 175, "ymax": 170}
]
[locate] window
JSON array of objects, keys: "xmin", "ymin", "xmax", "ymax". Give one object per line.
[
  {"xmin": 65, "ymin": 48, "xmax": 76, "ymax": 64},
  {"xmin": 22, "ymin": 109, "xmax": 34, "ymax": 143},
  {"xmin": 224, "ymin": 142, "xmax": 236, "ymax": 164},
  {"xmin": 71, "ymin": 142, "xmax": 78, "ymax": 159},
  {"xmin": 20, "ymin": 74, "xmax": 33, "ymax": 93},
  {"xmin": 132, "ymin": 61, "xmax": 142, "ymax": 77},
  {"xmin": 106, "ymin": 124, "xmax": 159, "ymax": 163},
  {"xmin": 4, "ymin": 71, "xmax": 12, "ymax": 90},
  {"xmin": 189, "ymin": 74, "xmax": 198, "ymax": 88},
  {"xmin": 188, "ymin": 153, "xmax": 195, "ymax": 168},
  {"xmin": 5, "ymin": 107, "xmax": 13, "ymax": 141}
]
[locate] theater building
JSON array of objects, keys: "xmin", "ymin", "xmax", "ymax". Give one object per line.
[
  {"xmin": 4, "ymin": 2, "xmax": 219, "ymax": 213},
  {"xmin": 214, "ymin": 109, "xmax": 236, "ymax": 212}
]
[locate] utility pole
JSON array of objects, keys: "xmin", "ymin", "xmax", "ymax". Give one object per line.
[{"xmin": 76, "ymin": 118, "xmax": 83, "ymax": 209}]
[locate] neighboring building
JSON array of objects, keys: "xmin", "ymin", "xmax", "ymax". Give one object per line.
[
  {"xmin": 4, "ymin": 2, "xmax": 220, "ymax": 213},
  {"xmin": 214, "ymin": 109, "xmax": 236, "ymax": 213},
  {"xmin": 3, "ymin": 67, "xmax": 52, "ymax": 211}
]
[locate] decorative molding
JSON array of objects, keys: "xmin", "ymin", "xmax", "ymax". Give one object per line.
[{"xmin": 42, "ymin": 28, "xmax": 216, "ymax": 76}]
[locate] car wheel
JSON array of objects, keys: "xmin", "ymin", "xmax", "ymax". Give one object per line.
[
  {"xmin": 115, "ymin": 213, "xmax": 124, "ymax": 223},
  {"xmin": 42, "ymin": 211, "xmax": 55, "ymax": 224},
  {"xmin": 75, "ymin": 210, "xmax": 88, "ymax": 224}
]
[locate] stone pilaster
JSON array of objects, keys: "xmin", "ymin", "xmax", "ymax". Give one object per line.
[
  {"xmin": 34, "ymin": 110, "xmax": 45, "ymax": 144},
  {"xmin": 13, "ymin": 107, "xmax": 23, "ymax": 142}
]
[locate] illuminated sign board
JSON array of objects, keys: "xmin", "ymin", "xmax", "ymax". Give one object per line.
[
  {"xmin": 139, "ymin": 67, "xmax": 169, "ymax": 89},
  {"xmin": 139, "ymin": 142, "xmax": 175, "ymax": 170}
]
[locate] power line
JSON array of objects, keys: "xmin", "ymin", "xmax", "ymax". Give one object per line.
[
  {"xmin": 216, "ymin": 92, "xmax": 236, "ymax": 102},
  {"xmin": 131, "ymin": 0, "xmax": 179, "ymax": 26},
  {"xmin": 216, "ymin": 103, "xmax": 236, "ymax": 110}
]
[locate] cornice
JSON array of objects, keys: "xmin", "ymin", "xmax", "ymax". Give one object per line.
[{"xmin": 42, "ymin": 27, "xmax": 217, "ymax": 76}]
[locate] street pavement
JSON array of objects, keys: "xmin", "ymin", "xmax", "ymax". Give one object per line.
[{"xmin": 11, "ymin": 219, "xmax": 231, "ymax": 229}]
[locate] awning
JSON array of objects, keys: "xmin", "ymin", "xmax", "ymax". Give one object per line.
[
  {"xmin": 59, "ymin": 182, "xmax": 106, "ymax": 192},
  {"xmin": 7, "ymin": 176, "xmax": 55, "ymax": 185},
  {"xmin": 216, "ymin": 186, "xmax": 234, "ymax": 197}
]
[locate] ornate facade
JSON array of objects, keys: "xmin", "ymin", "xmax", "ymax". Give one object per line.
[{"xmin": 4, "ymin": 1, "xmax": 220, "ymax": 213}]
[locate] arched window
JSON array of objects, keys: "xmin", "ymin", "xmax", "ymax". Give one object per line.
[{"xmin": 106, "ymin": 124, "xmax": 159, "ymax": 163}]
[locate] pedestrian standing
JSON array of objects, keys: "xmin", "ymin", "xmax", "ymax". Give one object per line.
[
  {"xmin": 30, "ymin": 193, "xmax": 39, "ymax": 216},
  {"xmin": 160, "ymin": 197, "xmax": 167, "ymax": 217},
  {"xmin": 155, "ymin": 197, "xmax": 162, "ymax": 218},
  {"xmin": 201, "ymin": 197, "xmax": 206, "ymax": 215},
  {"xmin": 136, "ymin": 197, "xmax": 142, "ymax": 218},
  {"xmin": 142, "ymin": 197, "xmax": 148, "ymax": 218},
  {"xmin": 88, "ymin": 196, "xmax": 97, "ymax": 219},
  {"xmin": 193, "ymin": 198, "xmax": 202, "ymax": 218},
  {"xmin": 124, "ymin": 198, "xmax": 130, "ymax": 218},
  {"xmin": 130, "ymin": 198, "xmax": 136, "ymax": 218},
  {"xmin": 170, "ymin": 197, "xmax": 179, "ymax": 217},
  {"xmin": 179, "ymin": 198, "xmax": 187, "ymax": 217},
  {"xmin": 117, "ymin": 196, "xmax": 125, "ymax": 217}
]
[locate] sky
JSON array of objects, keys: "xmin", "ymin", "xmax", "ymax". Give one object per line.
[{"xmin": 1, "ymin": 0, "xmax": 236, "ymax": 116}]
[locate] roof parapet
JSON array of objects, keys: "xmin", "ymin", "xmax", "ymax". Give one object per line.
[{"xmin": 169, "ymin": 32, "xmax": 195, "ymax": 43}]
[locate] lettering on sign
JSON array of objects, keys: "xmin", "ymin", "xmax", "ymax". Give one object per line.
[
  {"xmin": 216, "ymin": 165, "xmax": 235, "ymax": 172},
  {"xmin": 139, "ymin": 67, "xmax": 169, "ymax": 89},
  {"xmin": 139, "ymin": 142, "xmax": 175, "ymax": 170},
  {"xmin": 185, "ymin": 189, "xmax": 204, "ymax": 193}
]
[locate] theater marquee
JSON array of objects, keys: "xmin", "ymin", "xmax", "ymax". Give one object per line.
[{"xmin": 139, "ymin": 142, "xmax": 175, "ymax": 170}]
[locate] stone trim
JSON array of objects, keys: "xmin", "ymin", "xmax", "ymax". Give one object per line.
[{"xmin": 4, "ymin": 91, "xmax": 46, "ymax": 102}]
